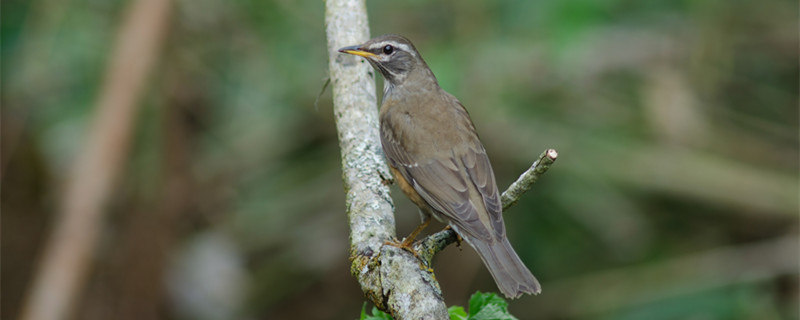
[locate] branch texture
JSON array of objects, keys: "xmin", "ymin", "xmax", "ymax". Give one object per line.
[{"xmin": 501, "ymin": 148, "xmax": 559, "ymax": 211}]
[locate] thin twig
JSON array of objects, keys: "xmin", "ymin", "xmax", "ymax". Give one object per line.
[
  {"xmin": 502, "ymin": 148, "xmax": 559, "ymax": 211},
  {"xmin": 314, "ymin": 77, "xmax": 331, "ymax": 111}
]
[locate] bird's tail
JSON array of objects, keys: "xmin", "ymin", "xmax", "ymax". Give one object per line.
[{"xmin": 469, "ymin": 236, "xmax": 541, "ymax": 298}]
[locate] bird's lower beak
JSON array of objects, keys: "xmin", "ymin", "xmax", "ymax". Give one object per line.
[{"xmin": 338, "ymin": 45, "xmax": 377, "ymax": 59}]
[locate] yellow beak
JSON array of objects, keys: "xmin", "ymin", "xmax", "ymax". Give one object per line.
[{"xmin": 338, "ymin": 45, "xmax": 377, "ymax": 59}]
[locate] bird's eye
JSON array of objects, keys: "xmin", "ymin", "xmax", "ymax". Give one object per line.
[{"xmin": 383, "ymin": 45, "xmax": 394, "ymax": 54}]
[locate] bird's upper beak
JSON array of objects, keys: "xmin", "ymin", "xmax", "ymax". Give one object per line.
[{"xmin": 338, "ymin": 45, "xmax": 377, "ymax": 59}]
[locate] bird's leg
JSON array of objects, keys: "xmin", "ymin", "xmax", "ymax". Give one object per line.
[
  {"xmin": 401, "ymin": 215, "xmax": 431, "ymax": 247},
  {"xmin": 384, "ymin": 214, "xmax": 431, "ymax": 258}
]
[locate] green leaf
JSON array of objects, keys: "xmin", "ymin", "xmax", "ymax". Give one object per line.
[
  {"xmin": 466, "ymin": 291, "xmax": 517, "ymax": 320},
  {"xmin": 448, "ymin": 306, "xmax": 468, "ymax": 320},
  {"xmin": 359, "ymin": 292, "xmax": 518, "ymax": 320},
  {"xmin": 471, "ymin": 304, "xmax": 517, "ymax": 320},
  {"xmin": 372, "ymin": 307, "xmax": 393, "ymax": 320},
  {"xmin": 468, "ymin": 292, "xmax": 505, "ymax": 315},
  {"xmin": 359, "ymin": 304, "xmax": 393, "ymax": 320},
  {"xmin": 360, "ymin": 303, "xmax": 367, "ymax": 320}
]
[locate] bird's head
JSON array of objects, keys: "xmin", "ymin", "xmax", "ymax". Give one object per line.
[{"xmin": 338, "ymin": 34, "xmax": 429, "ymax": 86}]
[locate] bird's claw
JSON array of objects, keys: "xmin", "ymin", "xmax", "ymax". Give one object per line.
[
  {"xmin": 442, "ymin": 225, "xmax": 463, "ymax": 248},
  {"xmin": 384, "ymin": 238, "xmax": 422, "ymax": 260}
]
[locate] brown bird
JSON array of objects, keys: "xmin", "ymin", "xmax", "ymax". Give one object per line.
[{"xmin": 339, "ymin": 34, "xmax": 540, "ymax": 298}]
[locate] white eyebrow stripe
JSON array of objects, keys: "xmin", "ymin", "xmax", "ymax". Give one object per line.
[{"xmin": 369, "ymin": 41, "xmax": 416, "ymax": 58}]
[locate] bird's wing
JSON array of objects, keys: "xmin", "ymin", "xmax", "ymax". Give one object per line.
[
  {"xmin": 380, "ymin": 113, "xmax": 504, "ymax": 242},
  {"xmin": 460, "ymin": 144, "xmax": 504, "ymax": 234}
]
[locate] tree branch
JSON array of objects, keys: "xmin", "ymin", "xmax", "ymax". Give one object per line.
[{"xmin": 501, "ymin": 148, "xmax": 559, "ymax": 211}]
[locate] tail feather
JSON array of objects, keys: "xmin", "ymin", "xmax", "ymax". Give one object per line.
[{"xmin": 469, "ymin": 236, "xmax": 541, "ymax": 298}]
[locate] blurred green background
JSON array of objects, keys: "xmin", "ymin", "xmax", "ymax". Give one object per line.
[{"xmin": 2, "ymin": 0, "xmax": 798, "ymax": 319}]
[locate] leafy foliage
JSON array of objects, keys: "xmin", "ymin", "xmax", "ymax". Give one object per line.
[
  {"xmin": 466, "ymin": 292, "xmax": 517, "ymax": 320},
  {"xmin": 359, "ymin": 292, "xmax": 518, "ymax": 320},
  {"xmin": 359, "ymin": 303, "xmax": 393, "ymax": 320}
]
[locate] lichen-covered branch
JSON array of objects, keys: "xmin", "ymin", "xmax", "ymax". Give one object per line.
[
  {"xmin": 325, "ymin": 1, "xmax": 448, "ymax": 319},
  {"xmin": 501, "ymin": 148, "xmax": 559, "ymax": 211},
  {"xmin": 325, "ymin": 0, "xmax": 394, "ymax": 268},
  {"xmin": 416, "ymin": 148, "xmax": 558, "ymax": 265}
]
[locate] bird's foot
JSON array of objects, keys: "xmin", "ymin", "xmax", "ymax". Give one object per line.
[
  {"xmin": 384, "ymin": 216, "xmax": 431, "ymax": 256},
  {"xmin": 384, "ymin": 237, "xmax": 422, "ymax": 260},
  {"xmin": 442, "ymin": 225, "xmax": 463, "ymax": 248}
]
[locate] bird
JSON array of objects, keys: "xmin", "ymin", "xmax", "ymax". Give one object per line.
[{"xmin": 338, "ymin": 34, "xmax": 540, "ymax": 298}]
